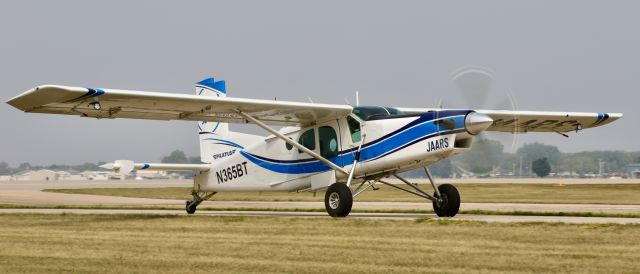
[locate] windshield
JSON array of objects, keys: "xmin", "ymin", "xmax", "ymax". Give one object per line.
[{"xmin": 352, "ymin": 106, "xmax": 404, "ymax": 120}]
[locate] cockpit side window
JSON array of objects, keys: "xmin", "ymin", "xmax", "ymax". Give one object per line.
[
  {"xmin": 352, "ymin": 106, "xmax": 405, "ymax": 121},
  {"xmin": 384, "ymin": 107, "xmax": 402, "ymax": 115},
  {"xmin": 352, "ymin": 106, "xmax": 388, "ymax": 120},
  {"xmin": 346, "ymin": 116, "xmax": 362, "ymax": 143}
]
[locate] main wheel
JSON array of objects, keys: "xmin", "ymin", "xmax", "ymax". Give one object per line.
[
  {"xmin": 186, "ymin": 201, "xmax": 197, "ymax": 214},
  {"xmin": 432, "ymin": 184, "xmax": 460, "ymax": 217},
  {"xmin": 324, "ymin": 183, "xmax": 353, "ymax": 217}
]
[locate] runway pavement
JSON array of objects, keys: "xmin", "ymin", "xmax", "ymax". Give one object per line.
[
  {"xmin": 0, "ymin": 180, "xmax": 190, "ymax": 206},
  {"xmin": 1, "ymin": 180, "xmax": 640, "ymax": 224},
  {"xmin": 0, "ymin": 208, "xmax": 639, "ymax": 224}
]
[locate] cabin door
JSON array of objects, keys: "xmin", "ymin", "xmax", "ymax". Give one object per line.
[
  {"xmin": 337, "ymin": 116, "xmax": 363, "ymax": 167},
  {"xmin": 318, "ymin": 121, "xmax": 341, "ymax": 166}
]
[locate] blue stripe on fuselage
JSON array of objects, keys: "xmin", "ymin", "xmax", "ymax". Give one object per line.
[
  {"xmin": 202, "ymin": 138, "xmax": 244, "ymax": 149},
  {"xmin": 240, "ymin": 112, "xmax": 469, "ymax": 174}
]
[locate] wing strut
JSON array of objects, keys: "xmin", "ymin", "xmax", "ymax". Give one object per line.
[
  {"xmin": 345, "ymin": 134, "xmax": 366, "ymax": 187},
  {"xmin": 235, "ymin": 110, "xmax": 349, "ymax": 175}
]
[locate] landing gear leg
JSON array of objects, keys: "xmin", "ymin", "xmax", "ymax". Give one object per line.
[
  {"xmin": 378, "ymin": 168, "xmax": 461, "ymax": 217},
  {"xmin": 324, "ymin": 183, "xmax": 353, "ymax": 217},
  {"xmin": 185, "ymin": 190, "xmax": 216, "ymax": 214}
]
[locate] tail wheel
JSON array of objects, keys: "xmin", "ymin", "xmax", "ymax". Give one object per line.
[
  {"xmin": 324, "ymin": 183, "xmax": 353, "ymax": 217},
  {"xmin": 433, "ymin": 184, "xmax": 460, "ymax": 217}
]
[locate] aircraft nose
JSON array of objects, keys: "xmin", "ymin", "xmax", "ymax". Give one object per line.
[{"xmin": 464, "ymin": 112, "xmax": 493, "ymax": 135}]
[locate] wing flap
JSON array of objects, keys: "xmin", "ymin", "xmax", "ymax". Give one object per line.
[{"xmin": 7, "ymin": 85, "xmax": 353, "ymax": 126}]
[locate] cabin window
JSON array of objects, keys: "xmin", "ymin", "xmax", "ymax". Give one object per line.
[
  {"xmin": 298, "ymin": 129, "xmax": 315, "ymax": 153},
  {"xmin": 346, "ymin": 116, "xmax": 362, "ymax": 143},
  {"xmin": 285, "ymin": 137, "xmax": 293, "ymax": 150},
  {"xmin": 319, "ymin": 126, "xmax": 338, "ymax": 158}
]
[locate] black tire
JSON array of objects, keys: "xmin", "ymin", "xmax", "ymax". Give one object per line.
[
  {"xmin": 186, "ymin": 201, "xmax": 197, "ymax": 214},
  {"xmin": 324, "ymin": 183, "xmax": 353, "ymax": 217},
  {"xmin": 432, "ymin": 184, "xmax": 460, "ymax": 217}
]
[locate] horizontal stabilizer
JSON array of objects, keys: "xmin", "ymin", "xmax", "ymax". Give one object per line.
[{"xmin": 101, "ymin": 160, "xmax": 210, "ymax": 175}]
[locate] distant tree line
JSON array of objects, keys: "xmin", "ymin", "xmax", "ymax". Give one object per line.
[
  {"xmin": 416, "ymin": 139, "xmax": 640, "ymax": 178},
  {"xmin": 161, "ymin": 150, "xmax": 203, "ymax": 164},
  {"xmin": 0, "ymin": 161, "xmax": 106, "ymax": 175},
  {"xmin": 0, "ymin": 149, "xmax": 203, "ymax": 175}
]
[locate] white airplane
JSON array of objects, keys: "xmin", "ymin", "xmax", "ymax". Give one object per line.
[{"xmin": 6, "ymin": 77, "xmax": 622, "ymax": 217}]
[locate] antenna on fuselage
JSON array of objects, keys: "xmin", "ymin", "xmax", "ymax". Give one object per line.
[{"xmin": 355, "ymin": 91, "xmax": 360, "ymax": 106}]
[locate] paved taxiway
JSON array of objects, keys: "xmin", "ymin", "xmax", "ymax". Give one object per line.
[
  {"xmin": 1, "ymin": 180, "xmax": 639, "ymax": 224},
  {"xmin": 1, "ymin": 208, "xmax": 639, "ymax": 224}
]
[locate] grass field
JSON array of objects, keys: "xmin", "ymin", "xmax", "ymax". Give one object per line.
[
  {"xmin": 46, "ymin": 183, "xmax": 640, "ymax": 204},
  {"xmin": 0, "ymin": 214, "xmax": 639, "ymax": 273}
]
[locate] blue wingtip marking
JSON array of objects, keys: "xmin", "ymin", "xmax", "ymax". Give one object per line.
[
  {"xmin": 142, "ymin": 164, "xmax": 150, "ymax": 170},
  {"xmin": 196, "ymin": 77, "xmax": 226, "ymax": 93},
  {"xmin": 591, "ymin": 112, "xmax": 609, "ymax": 127},
  {"xmin": 63, "ymin": 87, "xmax": 105, "ymax": 103},
  {"xmin": 596, "ymin": 113, "xmax": 609, "ymax": 126}
]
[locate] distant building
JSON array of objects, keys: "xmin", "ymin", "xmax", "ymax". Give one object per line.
[
  {"xmin": 135, "ymin": 169, "xmax": 168, "ymax": 180},
  {"xmin": 626, "ymin": 164, "xmax": 640, "ymax": 179},
  {"xmin": 12, "ymin": 170, "xmax": 32, "ymax": 180},
  {"xmin": 80, "ymin": 171, "xmax": 112, "ymax": 180},
  {"xmin": 14, "ymin": 169, "xmax": 58, "ymax": 181},
  {"xmin": 4, "ymin": 168, "xmax": 173, "ymax": 181},
  {"xmin": 55, "ymin": 171, "xmax": 71, "ymax": 179},
  {"xmin": 61, "ymin": 174, "xmax": 86, "ymax": 181}
]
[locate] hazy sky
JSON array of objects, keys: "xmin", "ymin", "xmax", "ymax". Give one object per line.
[{"xmin": 0, "ymin": 1, "xmax": 637, "ymax": 165}]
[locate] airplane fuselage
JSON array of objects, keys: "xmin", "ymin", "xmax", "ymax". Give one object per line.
[{"xmin": 195, "ymin": 110, "xmax": 479, "ymax": 192}]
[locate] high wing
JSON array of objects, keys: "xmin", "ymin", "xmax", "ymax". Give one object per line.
[
  {"xmin": 7, "ymin": 85, "xmax": 622, "ymax": 132},
  {"xmin": 397, "ymin": 108, "xmax": 622, "ymax": 133},
  {"xmin": 6, "ymin": 85, "xmax": 353, "ymax": 126}
]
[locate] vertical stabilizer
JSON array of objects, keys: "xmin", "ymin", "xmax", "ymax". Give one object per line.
[
  {"xmin": 196, "ymin": 77, "xmax": 263, "ymax": 164},
  {"xmin": 197, "ymin": 77, "xmax": 231, "ymax": 163}
]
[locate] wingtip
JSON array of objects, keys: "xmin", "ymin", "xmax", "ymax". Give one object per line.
[
  {"xmin": 609, "ymin": 113, "xmax": 623, "ymax": 119},
  {"xmin": 591, "ymin": 112, "xmax": 623, "ymax": 128},
  {"xmin": 5, "ymin": 86, "xmax": 38, "ymax": 109},
  {"xmin": 6, "ymin": 85, "xmax": 91, "ymax": 111}
]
